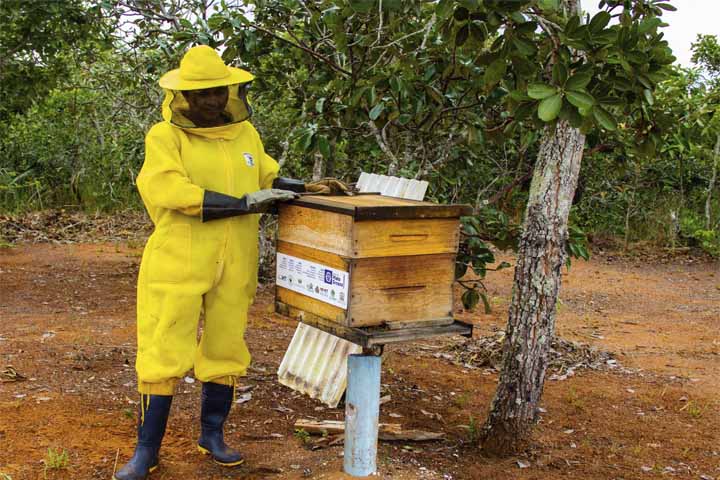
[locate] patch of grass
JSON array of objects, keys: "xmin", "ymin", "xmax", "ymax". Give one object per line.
[
  {"xmin": 564, "ymin": 387, "xmax": 586, "ymax": 411},
  {"xmin": 453, "ymin": 391, "xmax": 471, "ymax": 408},
  {"xmin": 123, "ymin": 408, "xmax": 134, "ymax": 420},
  {"xmin": 686, "ymin": 401, "xmax": 703, "ymax": 419},
  {"xmin": 43, "ymin": 448, "xmax": 69, "ymax": 475},
  {"xmin": 465, "ymin": 414, "xmax": 481, "ymax": 443},
  {"xmin": 293, "ymin": 428, "xmax": 310, "ymax": 444}
]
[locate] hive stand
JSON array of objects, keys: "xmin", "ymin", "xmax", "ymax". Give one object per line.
[{"xmin": 275, "ymin": 193, "xmax": 474, "ymax": 476}]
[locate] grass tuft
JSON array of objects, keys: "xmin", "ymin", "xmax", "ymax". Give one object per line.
[{"xmin": 44, "ymin": 447, "xmax": 69, "ymax": 472}]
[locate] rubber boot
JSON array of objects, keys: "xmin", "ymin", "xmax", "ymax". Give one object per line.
[
  {"xmin": 114, "ymin": 395, "xmax": 173, "ymax": 480},
  {"xmin": 197, "ymin": 382, "xmax": 244, "ymax": 466}
]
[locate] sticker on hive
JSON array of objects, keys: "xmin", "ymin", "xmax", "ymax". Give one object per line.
[{"xmin": 276, "ymin": 253, "xmax": 348, "ymax": 309}]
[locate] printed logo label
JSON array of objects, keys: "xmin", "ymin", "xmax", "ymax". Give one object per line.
[
  {"xmin": 276, "ymin": 253, "xmax": 349, "ymax": 309},
  {"xmin": 243, "ymin": 152, "xmax": 255, "ymax": 167}
]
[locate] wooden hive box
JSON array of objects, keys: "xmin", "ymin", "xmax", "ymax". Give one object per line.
[{"xmin": 275, "ymin": 194, "xmax": 472, "ymax": 329}]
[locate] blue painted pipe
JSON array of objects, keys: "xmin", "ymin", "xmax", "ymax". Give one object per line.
[{"xmin": 344, "ymin": 354, "xmax": 381, "ymax": 476}]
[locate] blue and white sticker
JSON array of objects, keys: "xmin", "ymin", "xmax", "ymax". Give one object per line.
[
  {"xmin": 243, "ymin": 152, "xmax": 255, "ymax": 167},
  {"xmin": 276, "ymin": 253, "xmax": 349, "ymax": 309}
]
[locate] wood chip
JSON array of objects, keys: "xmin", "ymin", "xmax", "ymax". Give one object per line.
[{"xmin": 294, "ymin": 419, "xmax": 444, "ymax": 442}]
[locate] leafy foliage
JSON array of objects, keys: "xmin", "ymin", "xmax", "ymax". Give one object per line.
[
  {"xmin": 0, "ymin": 0, "xmax": 109, "ymax": 122},
  {"xmin": 456, "ymin": 213, "xmax": 514, "ymax": 312},
  {"xmin": 0, "ymin": 1, "xmax": 715, "ymax": 259}
]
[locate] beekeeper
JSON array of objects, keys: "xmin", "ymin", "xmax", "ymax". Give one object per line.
[{"xmin": 114, "ymin": 45, "xmax": 347, "ymax": 480}]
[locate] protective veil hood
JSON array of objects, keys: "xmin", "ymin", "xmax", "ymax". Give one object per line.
[{"xmin": 159, "ymin": 45, "xmax": 255, "ymax": 137}]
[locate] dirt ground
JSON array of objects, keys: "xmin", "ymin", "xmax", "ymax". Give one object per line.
[{"xmin": 1, "ymin": 242, "xmax": 718, "ymax": 480}]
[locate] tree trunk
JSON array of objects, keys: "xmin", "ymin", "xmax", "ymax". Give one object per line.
[
  {"xmin": 312, "ymin": 151, "xmax": 325, "ymax": 181},
  {"xmin": 369, "ymin": 120, "xmax": 400, "ymax": 175},
  {"xmin": 480, "ymin": 120, "xmax": 585, "ymax": 455},
  {"xmin": 705, "ymin": 133, "xmax": 719, "ymax": 230},
  {"xmin": 624, "ymin": 199, "xmax": 632, "ymax": 252},
  {"xmin": 326, "ymin": 136, "xmax": 337, "ymax": 178}
]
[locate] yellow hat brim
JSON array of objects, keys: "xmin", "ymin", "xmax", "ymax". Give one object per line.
[{"xmin": 158, "ymin": 66, "xmax": 255, "ymax": 90}]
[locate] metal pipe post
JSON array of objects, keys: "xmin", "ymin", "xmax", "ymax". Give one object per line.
[{"xmin": 344, "ymin": 354, "xmax": 381, "ymax": 476}]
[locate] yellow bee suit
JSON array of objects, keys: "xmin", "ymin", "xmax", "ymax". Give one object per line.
[{"xmin": 135, "ymin": 59, "xmax": 279, "ymax": 394}]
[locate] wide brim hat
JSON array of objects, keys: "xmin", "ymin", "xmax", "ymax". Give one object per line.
[{"xmin": 159, "ymin": 45, "xmax": 254, "ymax": 90}]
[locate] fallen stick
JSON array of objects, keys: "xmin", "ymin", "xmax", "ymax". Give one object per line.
[{"xmin": 294, "ymin": 419, "xmax": 444, "ymax": 442}]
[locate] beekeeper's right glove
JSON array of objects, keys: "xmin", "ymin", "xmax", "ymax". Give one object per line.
[{"xmin": 202, "ymin": 189, "xmax": 298, "ymax": 222}]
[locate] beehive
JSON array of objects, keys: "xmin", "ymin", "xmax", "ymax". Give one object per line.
[{"xmin": 275, "ymin": 194, "xmax": 471, "ymax": 328}]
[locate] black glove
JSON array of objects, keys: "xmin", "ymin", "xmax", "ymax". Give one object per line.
[
  {"xmin": 272, "ymin": 176, "xmax": 350, "ymax": 194},
  {"xmin": 202, "ymin": 189, "xmax": 298, "ymax": 222},
  {"xmin": 271, "ymin": 177, "xmax": 306, "ymax": 193}
]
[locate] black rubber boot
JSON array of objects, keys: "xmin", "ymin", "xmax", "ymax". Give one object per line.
[
  {"xmin": 114, "ymin": 395, "xmax": 173, "ymax": 480},
  {"xmin": 197, "ymin": 382, "xmax": 244, "ymax": 467}
]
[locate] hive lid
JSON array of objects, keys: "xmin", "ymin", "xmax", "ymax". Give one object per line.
[{"xmin": 288, "ymin": 194, "xmax": 472, "ymax": 220}]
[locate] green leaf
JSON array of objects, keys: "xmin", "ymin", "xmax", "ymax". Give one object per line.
[
  {"xmin": 456, "ymin": 24, "xmax": 469, "ymax": 46},
  {"xmin": 423, "ymin": 65, "xmax": 437, "ymax": 82},
  {"xmin": 566, "ymin": 90, "xmax": 595, "ymax": 110},
  {"xmin": 639, "ymin": 17, "xmax": 662, "ymax": 34},
  {"xmin": 509, "ymin": 89, "xmax": 530, "ymax": 101},
  {"xmin": 528, "ymin": 83, "xmax": 557, "ymax": 100},
  {"xmin": 656, "ymin": 3, "xmax": 677, "ymax": 11},
  {"xmin": 538, "ymin": 0, "xmax": 559, "ymax": 11},
  {"xmin": 593, "ymin": 106, "xmax": 617, "ymax": 131},
  {"xmin": 436, "ymin": 0, "xmax": 454, "ymax": 19},
  {"xmin": 643, "ymin": 88, "xmax": 654, "ymax": 105},
  {"xmin": 512, "ymin": 36, "xmax": 537, "ymax": 57},
  {"xmin": 317, "ymin": 135, "xmax": 330, "ymax": 158},
  {"xmin": 454, "ymin": 7, "xmax": 469, "ymax": 21},
  {"xmin": 514, "ymin": 102, "xmax": 535, "ymax": 121},
  {"xmin": 299, "ymin": 131, "xmax": 314, "ymax": 152},
  {"xmin": 389, "ymin": 77, "xmax": 401, "ymax": 94},
  {"xmin": 369, "ymin": 102, "xmax": 385, "ymax": 120},
  {"xmin": 398, "ymin": 113, "xmax": 412, "ymax": 125},
  {"xmin": 469, "ymin": 21, "xmax": 488, "ymax": 42},
  {"xmin": 349, "ymin": 0, "xmax": 374, "ymax": 13},
  {"xmin": 461, "ymin": 289, "xmax": 480, "ymax": 311},
  {"xmin": 565, "ymin": 15, "xmax": 581, "ymax": 35},
  {"xmin": 588, "ymin": 11, "xmax": 611, "ymax": 33},
  {"xmin": 483, "ymin": 60, "xmax": 507, "ymax": 88},
  {"xmin": 368, "ymin": 86, "xmax": 378, "ymax": 106},
  {"xmin": 480, "ymin": 292, "xmax": 492, "ymax": 314},
  {"xmin": 560, "ymin": 100, "xmax": 583, "ymax": 126},
  {"xmin": 538, "ymin": 93, "xmax": 563, "ymax": 122},
  {"xmin": 350, "ymin": 86, "xmax": 369, "ymax": 107},
  {"xmin": 565, "ymin": 72, "xmax": 592, "ymax": 90},
  {"xmin": 315, "ymin": 97, "xmax": 326, "ymax": 113},
  {"xmin": 552, "ymin": 63, "xmax": 568, "ymax": 85},
  {"xmin": 455, "ymin": 261, "xmax": 468, "ymax": 280}
]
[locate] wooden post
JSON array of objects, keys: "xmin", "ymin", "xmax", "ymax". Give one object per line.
[{"xmin": 344, "ymin": 354, "xmax": 381, "ymax": 476}]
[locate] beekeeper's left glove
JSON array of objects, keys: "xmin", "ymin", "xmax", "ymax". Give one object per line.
[{"xmin": 202, "ymin": 189, "xmax": 298, "ymax": 222}]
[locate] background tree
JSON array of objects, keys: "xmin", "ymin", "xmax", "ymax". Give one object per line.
[
  {"xmin": 431, "ymin": 0, "xmax": 675, "ymax": 454},
  {"xmin": 691, "ymin": 35, "xmax": 720, "ymax": 234},
  {"xmin": 0, "ymin": 0, "xmax": 108, "ymax": 122}
]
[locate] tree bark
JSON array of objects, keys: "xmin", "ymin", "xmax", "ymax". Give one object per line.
[
  {"xmin": 480, "ymin": 120, "xmax": 585, "ymax": 455},
  {"xmin": 312, "ymin": 151, "xmax": 325, "ymax": 181},
  {"xmin": 369, "ymin": 120, "xmax": 400, "ymax": 175},
  {"xmin": 705, "ymin": 133, "xmax": 719, "ymax": 230}
]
